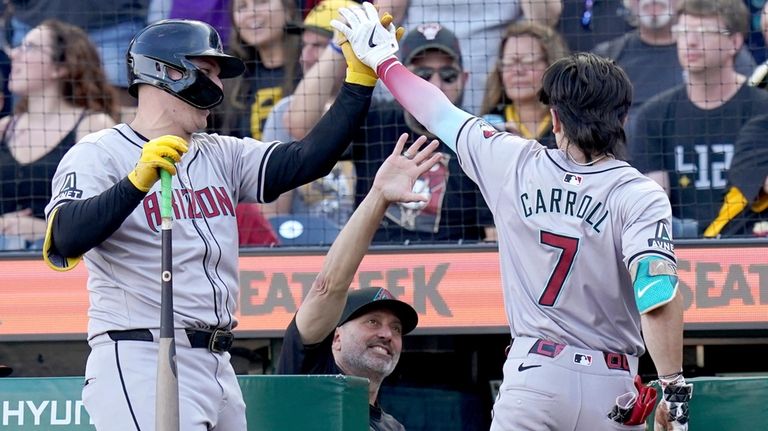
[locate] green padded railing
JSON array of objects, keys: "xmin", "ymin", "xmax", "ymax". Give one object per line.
[{"xmin": 0, "ymin": 375, "xmax": 368, "ymax": 430}]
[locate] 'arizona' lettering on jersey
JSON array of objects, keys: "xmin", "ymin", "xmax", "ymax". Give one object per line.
[{"xmin": 142, "ymin": 187, "xmax": 236, "ymax": 231}]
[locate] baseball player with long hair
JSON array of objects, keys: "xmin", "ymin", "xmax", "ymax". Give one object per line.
[
  {"xmin": 41, "ymin": 16, "xmax": 390, "ymax": 430},
  {"xmin": 333, "ymin": 3, "xmax": 692, "ymax": 430}
]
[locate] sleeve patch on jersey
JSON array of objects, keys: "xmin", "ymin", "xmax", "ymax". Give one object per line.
[
  {"xmin": 646, "ymin": 221, "xmax": 674, "ymax": 253},
  {"xmin": 479, "ymin": 120, "xmax": 501, "ymax": 139},
  {"xmin": 631, "ymin": 257, "xmax": 678, "ymax": 314},
  {"xmin": 54, "ymin": 172, "xmax": 83, "ymax": 200}
]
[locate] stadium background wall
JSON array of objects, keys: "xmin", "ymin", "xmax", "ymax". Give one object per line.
[{"xmin": 1, "ymin": 241, "xmax": 767, "ymax": 430}]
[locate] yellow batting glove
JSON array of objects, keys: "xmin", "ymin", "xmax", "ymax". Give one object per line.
[
  {"xmin": 128, "ymin": 135, "xmax": 188, "ymax": 192},
  {"xmin": 338, "ymin": 12, "xmax": 404, "ymax": 87}
]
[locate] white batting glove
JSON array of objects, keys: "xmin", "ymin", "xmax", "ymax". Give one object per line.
[
  {"xmin": 330, "ymin": 1, "xmax": 398, "ymax": 71},
  {"xmin": 655, "ymin": 375, "xmax": 693, "ymax": 431}
]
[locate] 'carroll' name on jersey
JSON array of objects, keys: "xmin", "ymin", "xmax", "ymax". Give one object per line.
[{"xmin": 520, "ymin": 188, "xmax": 609, "ymax": 233}]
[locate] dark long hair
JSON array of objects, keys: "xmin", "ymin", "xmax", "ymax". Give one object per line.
[
  {"xmin": 227, "ymin": 0, "xmax": 302, "ymax": 109},
  {"xmin": 538, "ymin": 53, "xmax": 632, "ymax": 160},
  {"xmin": 15, "ymin": 19, "xmax": 118, "ymax": 120}
]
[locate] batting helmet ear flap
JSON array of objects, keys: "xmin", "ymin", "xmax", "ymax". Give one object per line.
[{"xmin": 126, "ymin": 19, "xmax": 245, "ymax": 109}]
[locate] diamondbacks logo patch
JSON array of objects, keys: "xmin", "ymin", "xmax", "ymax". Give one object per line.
[
  {"xmin": 563, "ymin": 173, "xmax": 583, "ymax": 186},
  {"xmin": 373, "ymin": 288, "xmax": 395, "ymax": 301},
  {"xmin": 479, "ymin": 121, "xmax": 499, "ymax": 139},
  {"xmin": 647, "ymin": 222, "xmax": 674, "ymax": 252},
  {"xmin": 55, "ymin": 172, "xmax": 83, "ymax": 199}
]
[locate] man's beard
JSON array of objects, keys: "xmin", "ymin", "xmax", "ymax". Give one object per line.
[
  {"xmin": 638, "ymin": 0, "xmax": 673, "ymax": 30},
  {"xmin": 340, "ymin": 344, "xmax": 399, "ymax": 379}
]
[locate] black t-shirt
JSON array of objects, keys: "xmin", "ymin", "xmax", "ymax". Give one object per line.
[
  {"xmin": 592, "ymin": 32, "xmax": 756, "ymax": 121},
  {"xmin": 0, "ymin": 114, "xmax": 83, "ymax": 218},
  {"xmin": 353, "ymin": 101, "xmax": 494, "ymax": 244},
  {"xmin": 630, "ymin": 84, "xmax": 768, "ymax": 232},
  {"xmin": 277, "ymin": 317, "xmax": 406, "ymax": 431},
  {"xmin": 556, "ymin": 0, "xmax": 634, "ymax": 53}
]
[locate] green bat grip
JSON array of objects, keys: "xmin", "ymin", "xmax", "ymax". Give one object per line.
[{"xmin": 160, "ymin": 158, "xmax": 173, "ymax": 219}]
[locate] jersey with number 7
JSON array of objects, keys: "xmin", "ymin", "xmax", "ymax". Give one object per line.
[{"xmin": 457, "ymin": 118, "xmax": 675, "ymax": 356}]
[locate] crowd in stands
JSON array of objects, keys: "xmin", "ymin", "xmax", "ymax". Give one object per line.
[{"xmin": 1, "ymin": 0, "xmax": 768, "ymax": 252}]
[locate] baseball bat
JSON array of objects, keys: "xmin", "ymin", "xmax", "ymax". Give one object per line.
[{"xmin": 156, "ymin": 166, "xmax": 179, "ymax": 431}]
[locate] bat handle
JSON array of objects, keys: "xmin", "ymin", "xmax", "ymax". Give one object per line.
[{"xmin": 160, "ymin": 164, "xmax": 172, "ymax": 220}]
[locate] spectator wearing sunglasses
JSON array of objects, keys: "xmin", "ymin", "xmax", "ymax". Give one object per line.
[
  {"xmin": 285, "ymin": 23, "xmax": 494, "ymax": 244},
  {"xmin": 479, "ymin": 21, "xmax": 569, "ymax": 149}
]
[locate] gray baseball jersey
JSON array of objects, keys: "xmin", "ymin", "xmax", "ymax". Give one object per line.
[
  {"xmin": 455, "ymin": 118, "xmax": 676, "ymax": 356},
  {"xmin": 45, "ymin": 123, "xmax": 274, "ymax": 339}
]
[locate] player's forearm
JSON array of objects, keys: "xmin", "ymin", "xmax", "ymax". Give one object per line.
[
  {"xmin": 321, "ymin": 188, "xmax": 388, "ymax": 292},
  {"xmin": 641, "ymin": 291, "xmax": 684, "ymax": 376},
  {"xmin": 285, "ymin": 46, "xmax": 346, "ymax": 139},
  {"xmin": 262, "ymin": 82, "xmax": 372, "ymax": 202},
  {"xmin": 296, "ymin": 189, "xmax": 389, "ymax": 343},
  {"xmin": 50, "ymin": 177, "xmax": 146, "ymax": 257},
  {"xmin": 520, "ymin": 0, "xmax": 562, "ymax": 27},
  {"xmin": 377, "ymin": 59, "xmax": 473, "ymax": 152}
]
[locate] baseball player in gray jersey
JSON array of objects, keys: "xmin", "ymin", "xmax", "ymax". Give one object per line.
[
  {"xmin": 333, "ymin": 4, "xmax": 693, "ymax": 430},
  {"xmin": 42, "ymin": 18, "xmax": 381, "ymax": 430}
]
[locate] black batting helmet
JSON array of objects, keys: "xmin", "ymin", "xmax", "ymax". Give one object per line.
[{"xmin": 126, "ymin": 19, "xmax": 245, "ymax": 109}]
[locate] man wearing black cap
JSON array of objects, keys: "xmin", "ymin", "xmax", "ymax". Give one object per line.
[
  {"xmin": 277, "ymin": 134, "xmax": 441, "ymax": 431},
  {"xmin": 285, "ymin": 23, "xmax": 494, "ymax": 244}
]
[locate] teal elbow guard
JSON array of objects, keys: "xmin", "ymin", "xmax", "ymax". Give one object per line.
[{"xmin": 631, "ymin": 257, "xmax": 678, "ymax": 314}]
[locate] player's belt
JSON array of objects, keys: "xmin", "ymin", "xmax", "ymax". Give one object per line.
[
  {"xmin": 506, "ymin": 338, "xmax": 632, "ymax": 373},
  {"xmin": 107, "ymin": 328, "xmax": 234, "ymax": 353}
]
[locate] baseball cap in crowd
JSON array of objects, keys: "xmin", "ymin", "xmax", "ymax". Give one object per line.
[
  {"xmin": 0, "ymin": 364, "xmax": 12, "ymax": 377},
  {"xmin": 399, "ymin": 23, "xmax": 463, "ymax": 67},
  {"xmin": 338, "ymin": 287, "xmax": 418, "ymax": 335},
  {"xmin": 289, "ymin": 0, "xmax": 360, "ymax": 38}
]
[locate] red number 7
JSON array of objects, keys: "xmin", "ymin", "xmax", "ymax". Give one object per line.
[{"xmin": 539, "ymin": 231, "xmax": 580, "ymax": 306}]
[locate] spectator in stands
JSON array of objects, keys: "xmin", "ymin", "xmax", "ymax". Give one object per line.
[
  {"xmin": 746, "ymin": 0, "xmax": 768, "ymax": 88},
  {"xmin": 211, "ymin": 0, "xmax": 302, "ymax": 139},
  {"xmin": 556, "ymin": 0, "xmax": 634, "ymax": 53},
  {"xmin": 0, "ymin": 19, "xmax": 117, "ymax": 250},
  {"xmin": 8, "ymin": 0, "xmax": 148, "ymax": 109},
  {"xmin": 262, "ymin": 0, "xmax": 359, "ymax": 233},
  {"xmin": 209, "ymin": 0, "xmax": 303, "ymax": 245},
  {"xmin": 630, "ymin": 0, "xmax": 768, "ymax": 238},
  {"xmin": 593, "ymin": 0, "xmax": 755, "ymax": 122},
  {"xmin": 287, "ymin": 23, "xmax": 495, "ymax": 244},
  {"xmin": 479, "ymin": 21, "xmax": 569, "ymax": 149},
  {"xmin": 703, "ymin": 113, "xmax": 768, "ymax": 237},
  {"xmin": 400, "ymin": 1, "xmax": 562, "ymax": 114}
]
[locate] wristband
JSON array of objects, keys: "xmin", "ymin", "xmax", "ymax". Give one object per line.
[{"xmin": 659, "ymin": 370, "xmax": 683, "ymax": 380}]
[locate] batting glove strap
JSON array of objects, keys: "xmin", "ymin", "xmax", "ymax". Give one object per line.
[{"xmin": 331, "ymin": 2, "xmax": 398, "ymax": 71}]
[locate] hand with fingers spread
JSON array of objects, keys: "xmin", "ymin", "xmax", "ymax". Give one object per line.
[
  {"xmin": 372, "ymin": 133, "xmax": 441, "ymax": 204},
  {"xmin": 332, "ymin": 2, "xmax": 400, "ymax": 74},
  {"xmin": 128, "ymin": 135, "xmax": 189, "ymax": 192}
]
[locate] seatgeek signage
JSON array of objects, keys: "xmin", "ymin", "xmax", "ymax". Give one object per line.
[{"xmin": 1, "ymin": 244, "xmax": 767, "ymax": 340}]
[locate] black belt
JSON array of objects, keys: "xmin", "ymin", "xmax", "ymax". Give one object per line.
[
  {"xmin": 107, "ymin": 328, "xmax": 234, "ymax": 353},
  {"xmin": 506, "ymin": 338, "xmax": 632, "ymax": 373}
]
